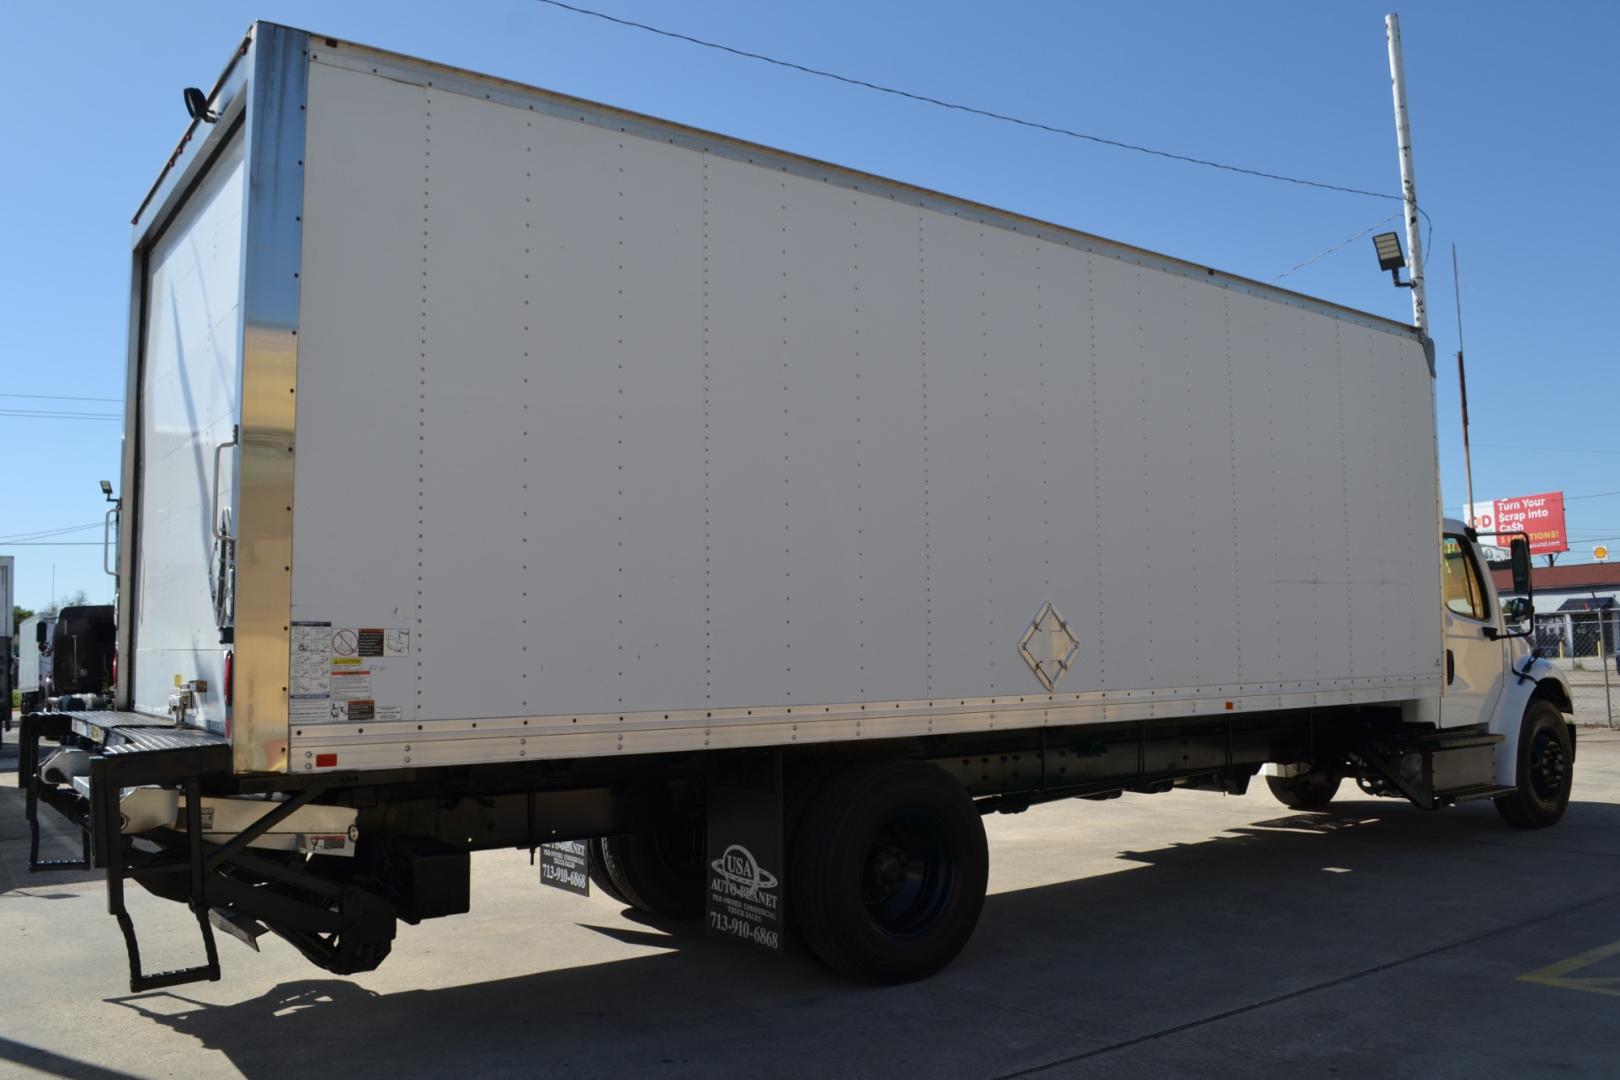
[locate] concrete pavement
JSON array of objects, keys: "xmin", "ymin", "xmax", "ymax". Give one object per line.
[{"xmin": 4, "ymin": 729, "xmax": 1620, "ymax": 1078}]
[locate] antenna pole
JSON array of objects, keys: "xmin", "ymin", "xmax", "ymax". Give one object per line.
[
  {"xmin": 1453, "ymin": 243, "xmax": 1475, "ymax": 527},
  {"xmin": 1386, "ymin": 14, "xmax": 1427, "ymax": 334}
]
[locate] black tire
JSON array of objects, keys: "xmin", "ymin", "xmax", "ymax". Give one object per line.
[
  {"xmin": 597, "ymin": 829, "xmax": 706, "ymax": 919},
  {"xmin": 1495, "ymin": 699, "xmax": 1573, "ymax": 829},
  {"xmin": 791, "ymin": 759, "xmax": 987, "ymax": 984},
  {"xmin": 587, "ymin": 838, "xmax": 629, "ymax": 905},
  {"xmin": 1265, "ymin": 768, "xmax": 1341, "ymax": 810}
]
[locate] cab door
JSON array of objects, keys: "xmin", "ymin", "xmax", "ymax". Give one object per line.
[{"xmin": 1440, "ymin": 533, "xmax": 1506, "ymax": 727}]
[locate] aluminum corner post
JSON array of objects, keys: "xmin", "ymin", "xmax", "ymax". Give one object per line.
[
  {"xmin": 1385, "ymin": 13, "xmax": 1427, "ymax": 335},
  {"xmin": 233, "ymin": 22, "xmax": 310, "ymax": 773}
]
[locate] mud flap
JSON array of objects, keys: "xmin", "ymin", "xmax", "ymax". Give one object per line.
[
  {"xmin": 704, "ymin": 749, "xmax": 785, "ymax": 953},
  {"xmin": 538, "ymin": 840, "xmax": 591, "ymax": 896}
]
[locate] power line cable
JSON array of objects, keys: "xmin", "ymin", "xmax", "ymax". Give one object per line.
[
  {"xmin": 0, "ymin": 392, "xmax": 123, "ymax": 403},
  {"xmin": 1274, "ymin": 215, "xmax": 1400, "ymax": 281},
  {"xmin": 1475, "ymin": 442, "xmax": 1620, "ymax": 456},
  {"xmin": 0, "ymin": 541, "xmax": 106, "ymax": 547},
  {"xmin": 0, "ymin": 408, "xmax": 121, "ymax": 421},
  {"xmin": 0, "ymin": 522, "xmax": 102, "ymax": 544},
  {"xmin": 530, "ymin": 0, "xmax": 1436, "ymax": 241}
]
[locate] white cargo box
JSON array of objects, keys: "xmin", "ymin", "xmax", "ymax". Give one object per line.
[{"xmin": 119, "ymin": 23, "xmax": 1441, "ymax": 776}]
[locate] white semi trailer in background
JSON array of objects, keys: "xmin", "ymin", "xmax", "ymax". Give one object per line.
[
  {"xmin": 0, "ymin": 556, "xmax": 10, "ymax": 733},
  {"xmin": 16, "ymin": 612, "xmax": 56, "ymax": 717},
  {"xmin": 21, "ymin": 23, "xmax": 1574, "ymax": 991}
]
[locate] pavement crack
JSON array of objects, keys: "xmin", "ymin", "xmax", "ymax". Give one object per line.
[{"xmin": 993, "ymin": 886, "xmax": 1620, "ymax": 1078}]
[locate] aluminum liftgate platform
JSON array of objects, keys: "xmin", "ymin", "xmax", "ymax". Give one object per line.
[{"xmin": 18, "ymin": 711, "xmax": 394, "ymax": 992}]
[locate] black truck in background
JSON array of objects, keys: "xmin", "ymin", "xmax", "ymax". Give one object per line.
[{"xmin": 22, "ymin": 605, "xmax": 116, "ymax": 712}]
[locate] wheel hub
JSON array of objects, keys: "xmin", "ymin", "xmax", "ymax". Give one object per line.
[
  {"xmin": 1529, "ymin": 730, "xmax": 1568, "ymax": 802},
  {"xmin": 860, "ymin": 815, "xmax": 953, "ymax": 937},
  {"xmin": 870, "ymin": 846, "xmax": 906, "ymax": 891}
]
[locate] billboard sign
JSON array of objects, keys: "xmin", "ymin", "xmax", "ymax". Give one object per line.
[{"xmin": 1464, "ymin": 492, "xmax": 1568, "ymax": 556}]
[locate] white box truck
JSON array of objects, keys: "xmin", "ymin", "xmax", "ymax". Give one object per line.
[{"xmin": 22, "ymin": 22, "xmax": 1575, "ymax": 991}]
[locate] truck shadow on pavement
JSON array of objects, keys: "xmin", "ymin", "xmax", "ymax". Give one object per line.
[{"xmin": 93, "ymin": 795, "xmax": 1620, "ymax": 1079}]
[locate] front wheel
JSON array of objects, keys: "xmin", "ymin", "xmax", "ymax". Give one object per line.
[
  {"xmin": 1495, "ymin": 699, "xmax": 1573, "ymax": 829},
  {"xmin": 790, "ymin": 759, "xmax": 988, "ymax": 984}
]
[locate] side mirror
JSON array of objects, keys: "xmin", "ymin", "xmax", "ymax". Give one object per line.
[
  {"xmin": 36, "ymin": 622, "xmax": 48, "ymax": 646},
  {"xmin": 1510, "ymin": 537, "xmax": 1533, "ymax": 596},
  {"xmin": 1502, "ymin": 597, "xmax": 1531, "ymax": 626}
]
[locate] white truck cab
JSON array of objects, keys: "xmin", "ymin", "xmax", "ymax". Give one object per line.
[{"xmin": 1437, "ymin": 519, "xmax": 1573, "ymax": 816}]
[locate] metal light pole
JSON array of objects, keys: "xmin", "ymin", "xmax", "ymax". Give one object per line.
[
  {"xmin": 1453, "ymin": 244, "xmax": 1475, "ymax": 523},
  {"xmin": 1386, "ymin": 14, "xmax": 1427, "ymax": 334}
]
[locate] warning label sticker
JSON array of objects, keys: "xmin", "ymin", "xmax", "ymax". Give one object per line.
[
  {"xmin": 291, "ymin": 697, "xmax": 337, "ymax": 724},
  {"xmin": 293, "ymin": 699, "xmax": 381, "ymax": 724},
  {"xmin": 330, "ymin": 627, "xmax": 410, "ymax": 658},
  {"xmin": 289, "ymin": 618, "xmax": 410, "ymax": 729},
  {"xmin": 331, "ymin": 670, "xmax": 373, "ymax": 701},
  {"xmin": 291, "ymin": 622, "xmax": 333, "ymax": 696}
]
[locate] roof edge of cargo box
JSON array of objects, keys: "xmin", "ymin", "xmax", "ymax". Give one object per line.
[
  {"xmin": 135, "ymin": 21, "xmax": 1424, "ymax": 347},
  {"xmin": 131, "ymin": 31, "xmax": 253, "ymax": 231}
]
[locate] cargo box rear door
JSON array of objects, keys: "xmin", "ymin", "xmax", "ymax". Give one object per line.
[{"xmin": 130, "ymin": 129, "xmax": 246, "ymax": 731}]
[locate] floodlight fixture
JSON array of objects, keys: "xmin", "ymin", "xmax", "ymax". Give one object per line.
[
  {"xmin": 183, "ymin": 87, "xmax": 218, "ymax": 124},
  {"xmin": 1372, "ymin": 231, "xmax": 1412, "ymax": 288},
  {"xmin": 100, "ymin": 479, "xmax": 115, "ymax": 502}
]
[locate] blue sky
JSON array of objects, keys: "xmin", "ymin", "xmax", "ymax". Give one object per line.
[{"xmin": 2, "ymin": 0, "xmax": 1616, "ymax": 611}]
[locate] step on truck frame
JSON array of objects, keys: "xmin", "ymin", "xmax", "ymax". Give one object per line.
[{"xmin": 18, "ymin": 710, "xmax": 393, "ymax": 992}]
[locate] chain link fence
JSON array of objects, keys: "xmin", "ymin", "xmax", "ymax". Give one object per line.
[{"xmin": 1532, "ymin": 607, "xmax": 1618, "ymax": 728}]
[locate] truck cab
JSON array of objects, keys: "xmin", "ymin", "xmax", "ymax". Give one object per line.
[
  {"xmin": 17, "ymin": 613, "xmax": 58, "ymax": 714},
  {"xmin": 1440, "ymin": 520, "xmax": 1573, "ymax": 821},
  {"xmin": 49, "ymin": 605, "xmax": 116, "ymax": 708}
]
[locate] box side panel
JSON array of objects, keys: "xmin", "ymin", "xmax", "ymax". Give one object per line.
[
  {"xmin": 290, "ymin": 61, "xmax": 1440, "ymax": 772},
  {"xmin": 130, "ymin": 130, "xmax": 246, "ymax": 727}
]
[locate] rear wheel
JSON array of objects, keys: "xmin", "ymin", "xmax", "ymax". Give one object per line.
[
  {"xmin": 1265, "ymin": 767, "xmax": 1341, "ymax": 810},
  {"xmin": 597, "ymin": 829, "xmax": 706, "ymax": 919},
  {"xmin": 587, "ymin": 838, "xmax": 629, "ymax": 905},
  {"xmin": 791, "ymin": 759, "xmax": 987, "ymax": 984},
  {"xmin": 1495, "ymin": 699, "xmax": 1573, "ymax": 829}
]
